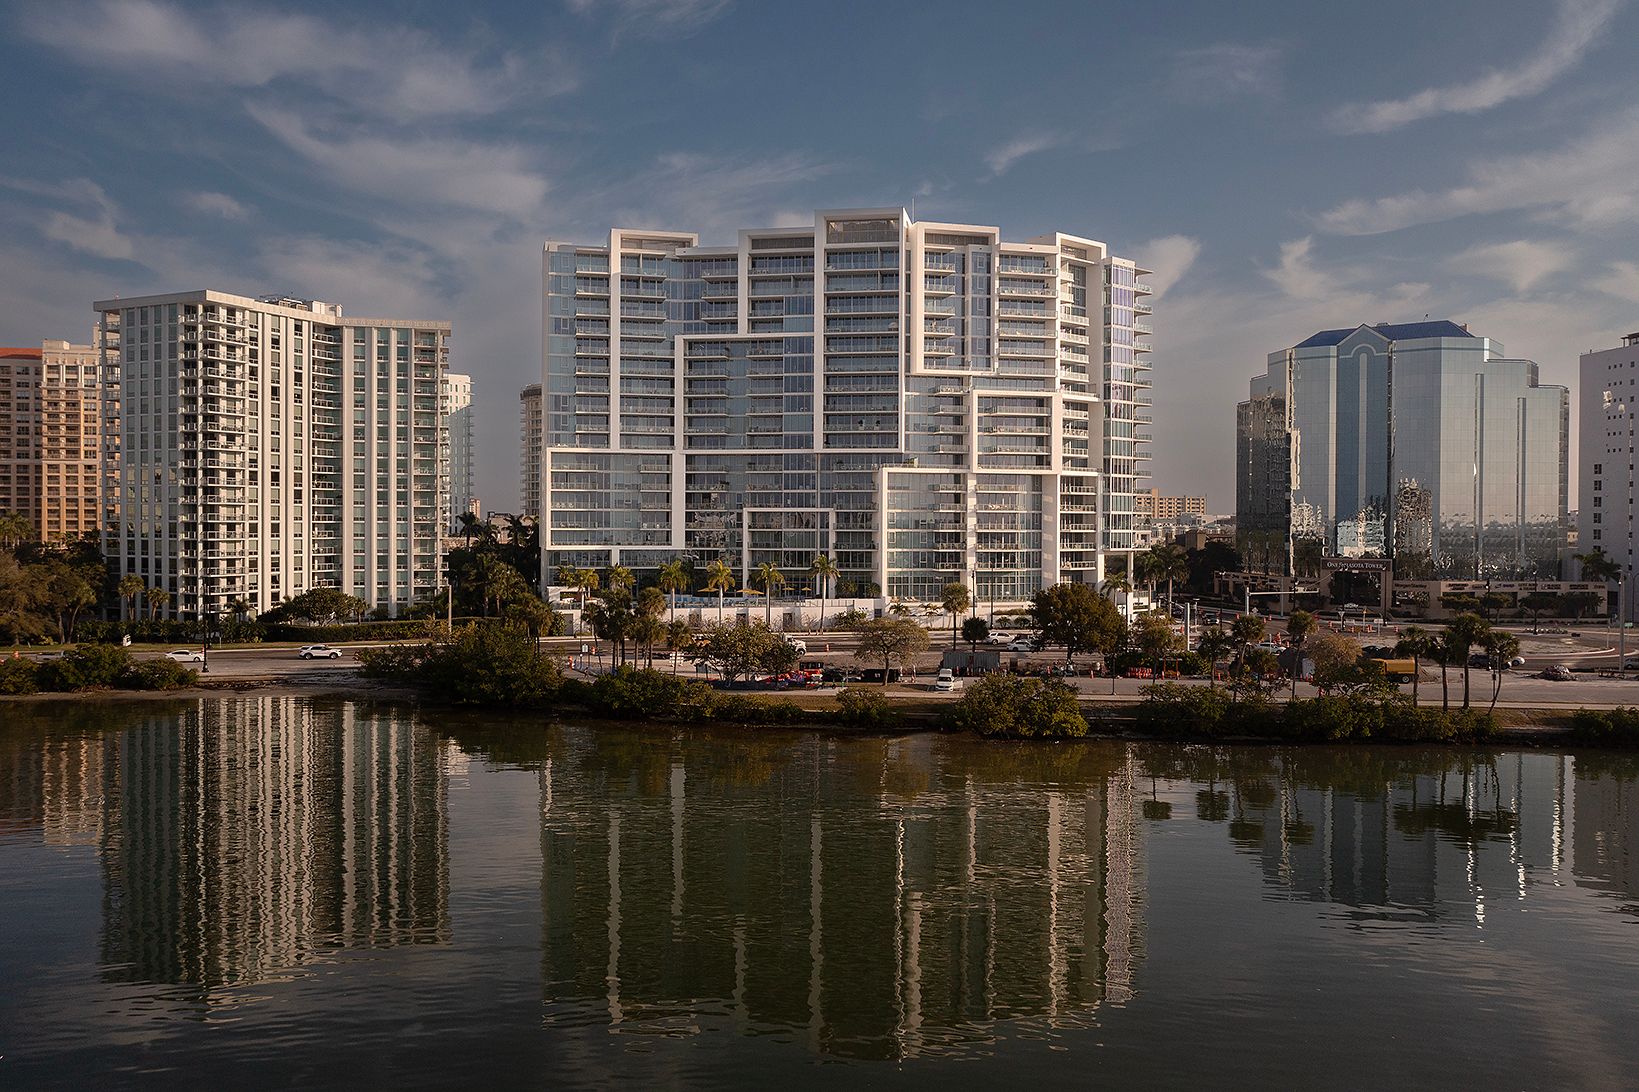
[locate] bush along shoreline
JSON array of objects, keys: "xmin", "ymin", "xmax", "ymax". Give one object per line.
[
  {"xmin": 0, "ymin": 645, "xmax": 198, "ymax": 695},
  {"xmin": 347, "ymin": 623, "xmax": 1628, "ymax": 746}
]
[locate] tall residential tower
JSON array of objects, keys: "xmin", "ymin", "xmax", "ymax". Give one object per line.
[
  {"xmin": 94, "ymin": 291, "xmax": 453, "ymax": 620},
  {"xmin": 540, "ymin": 208, "xmax": 1153, "ymax": 601},
  {"xmin": 520, "ymin": 382, "xmax": 542, "ymax": 519},
  {"xmin": 1579, "ymin": 330, "xmax": 1639, "ymax": 620}
]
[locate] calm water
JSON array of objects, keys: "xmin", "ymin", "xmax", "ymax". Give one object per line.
[{"xmin": 1, "ymin": 698, "xmax": 1636, "ymax": 1089}]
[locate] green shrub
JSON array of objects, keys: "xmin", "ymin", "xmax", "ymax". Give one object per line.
[
  {"xmin": 122, "ymin": 659, "xmax": 199, "ymax": 691},
  {"xmin": 949, "ymin": 674, "xmax": 1087, "ymax": 739},
  {"xmin": 585, "ymin": 667, "xmax": 715, "ymax": 722},
  {"xmin": 1136, "ymin": 682, "xmax": 1232, "ymax": 736},
  {"xmin": 39, "ymin": 644, "xmax": 136, "ymax": 691},
  {"xmin": 709, "ymin": 693, "xmax": 806, "ymax": 725},
  {"xmin": 1568, "ymin": 707, "xmax": 1639, "ymax": 746},
  {"xmin": 0, "ymin": 658, "xmax": 41, "ymax": 694},
  {"xmin": 359, "ymin": 623, "xmax": 563, "ymax": 707},
  {"xmin": 835, "ymin": 686, "xmax": 902, "ymax": 730}
]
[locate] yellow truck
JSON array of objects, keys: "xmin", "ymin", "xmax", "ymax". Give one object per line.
[{"xmin": 1367, "ymin": 657, "xmax": 1418, "ymax": 683}]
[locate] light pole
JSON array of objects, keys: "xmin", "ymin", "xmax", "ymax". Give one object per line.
[{"xmin": 1620, "ymin": 570, "xmax": 1627, "ymax": 680}]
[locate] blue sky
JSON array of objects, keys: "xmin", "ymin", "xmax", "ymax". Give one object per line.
[{"xmin": 3, "ymin": 0, "xmax": 1637, "ymax": 511}]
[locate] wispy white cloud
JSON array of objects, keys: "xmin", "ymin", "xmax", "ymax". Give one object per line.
[
  {"xmin": 1169, "ymin": 42, "xmax": 1284, "ymax": 101},
  {"xmin": 1331, "ymin": 0, "xmax": 1622, "ymax": 132},
  {"xmin": 1450, "ymin": 239, "xmax": 1572, "ymax": 294},
  {"xmin": 20, "ymin": 0, "xmax": 574, "ymax": 120},
  {"xmin": 1592, "ymin": 260, "xmax": 1639, "ymax": 303},
  {"xmin": 247, "ymin": 106, "xmax": 550, "ymax": 219},
  {"xmin": 1136, "ymin": 234, "xmax": 1201, "ymax": 299},
  {"xmin": 185, "ymin": 191, "xmax": 250, "ymax": 221},
  {"xmin": 0, "ymin": 176, "xmax": 133, "ymax": 260},
  {"xmin": 1317, "ymin": 108, "xmax": 1639, "ymax": 234},
  {"xmin": 984, "ymin": 134, "xmax": 1060, "ymax": 178},
  {"xmin": 565, "ymin": 0, "xmax": 734, "ymax": 39},
  {"xmin": 604, "ymin": 151, "xmax": 832, "ymax": 241}
]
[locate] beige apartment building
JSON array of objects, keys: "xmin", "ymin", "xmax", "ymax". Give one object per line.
[
  {"xmin": 0, "ymin": 340, "xmax": 109, "ymax": 542},
  {"xmin": 1134, "ymin": 489, "xmax": 1206, "ymax": 521}
]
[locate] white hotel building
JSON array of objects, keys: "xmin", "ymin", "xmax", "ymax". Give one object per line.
[
  {"xmin": 540, "ymin": 208, "xmax": 1154, "ymax": 602},
  {"xmin": 94, "ymin": 291, "xmax": 454, "ymax": 620}
]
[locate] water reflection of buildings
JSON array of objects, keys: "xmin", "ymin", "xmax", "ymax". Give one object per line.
[
  {"xmin": 536, "ymin": 733, "xmax": 1145, "ymax": 1059},
  {"xmin": 93, "ymin": 698, "xmax": 451, "ymax": 989},
  {"xmin": 1172, "ymin": 751, "xmax": 1639, "ymax": 919}
]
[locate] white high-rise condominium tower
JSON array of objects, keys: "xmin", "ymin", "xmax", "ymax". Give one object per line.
[
  {"xmin": 94, "ymin": 291, "xmax": 453, "ymax": 620},
  {"xmin": 442, "ymin": 371, "xmax": 475, "ymax": 529},
  {"xmin": 540, "ymin": 208, "xmax": 1153, "ymax": 601},
  {"xmin": 1580, "ymin": 330, "xmax": 1639, "ymax": 620}
]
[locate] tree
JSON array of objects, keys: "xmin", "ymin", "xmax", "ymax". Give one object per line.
[
  {"xmin": 146, "ymin": 587, "xmax": 171, "ymax": 621},
  {"xmin": 629, "ymin": 613, "xmax": 667, "ymax": 669},
  {"xmin": 665, "ymin": 618, "xmax": 693, "ymax": 675},
  {"xmin": 1132, "ymin": 550, "xmax": 1163, "ymax": 609},
  {"xmin": 810, "ymin": 554, "xmax": 839, "ymax": 632},
  {"xmin": 0, "ymin": 512, "xmax": 34, "ymax": 549},
  {"xmin": 940, "ymin": 581, "xmax": 971, "ymax": 647},
  {"xmin": 1443, "ymin": 612, "xmax": 1490, "ymax": 710},
  {"xmin": 1285, "ymin": 609, "xmax": 1316, "ymax": 698},
  {"xmin": 702, "ymin": 620, "xmax": 794, "ymax": 683},
  {"xmin": 656, "ymin": 558, "xmax": 690, "ymax": 622},
  {"xmin": 1229, "ymin": 614, "xmax": 1265, "ymax": 700},
  {"xmin": 1130, "ymin": 611, "xmax": 1180, "ymax": 679},
  {"xmin": 1100, "ymin": 570, "xmax": 1131, "ymax": 615},
  {"xmin": 1394, "ymin": 625, "xmax": 1439, "ymax": 707},
  {"xmin": 1196, "ymin": 627, "xmax": 1236, "ymax": 689},
  {"xmin": 949, "ymin": 675, "xmax": 1087, "ymax": 739},
  {"xmin": 1520, "ymin": 591, "xmax": 1559, "ymax": 634},
  {"xmin": 45, "ymin": 561, "xmax": 97, "ymax": 643},
  {"xmin": 118, "ymin": 574, "xmax": 145, "ymax": 622},
  {"xmin": 754, "ymin": 562, "xmax": 786, "ymax": 628},
  {"xmin": 457, "ymin": 510, "xmax": 485, "ymax": 547},
  {"xmin": 853, "ymin": 617, "xmax": 928, "ymax": 684},
  {"xmin": 961, "ymin": 616, "xmax": 990, "ymax": 652},
  {"xmin": 1307, "ymin": 632, "xmax": 1363, "ymax": 690},
  {"xmin": 1483, "ymin": 629, "xmax": 1521, "ymax": 713},
  {"xmin": 1147, "ymin": 542, "xmax": 1189, "ymax": 615},
  {"xmin": 266, "ymin": 586, "xmax": 369, "ymax": 626},
  {"xmin": 1576, "ymin": 548, "xmax": 1623, "ymax": 626},
  {"xmin": 1031, "ymin": 582, "xmax": 1127, "ymax": 668},
  {"xmin": 606, "ymin": 564, "xmax": 635, "ymax": 595},
  {"xmin": 703, "ymin": 558, "xmax": 736, "ymax": 624}
]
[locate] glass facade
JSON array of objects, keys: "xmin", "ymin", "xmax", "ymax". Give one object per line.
[{"xmin": 1236, "ymin": 323, "xmax": 1568, "ymax": 580}]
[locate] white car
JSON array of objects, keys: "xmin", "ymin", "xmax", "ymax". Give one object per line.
[
  {"xmin": 166, "ymin": 649, "xmax": 205, "ymax": 664},
  {"xmin": 986, "ymin": 632, "xmax": 1014, "ymax": 646},
  {"xmin": 1007, "ymin": 637, "xmax": 1040, "ymax": 652},
  {"xmin": 298, "ymin": 644, "xmax": 342, "ymax": 660},
  {"xmin": 933, "ymin": 668, "xmax": 960, "ymax": 692},
  {"xmin": 786, "ymin": 638, "xmax": 807, "ymax": 655}
]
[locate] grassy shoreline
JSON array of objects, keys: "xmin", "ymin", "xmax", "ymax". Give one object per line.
[{"xmin": 0, "ymin": 673, "xmax": 1612, "ymax": 747}]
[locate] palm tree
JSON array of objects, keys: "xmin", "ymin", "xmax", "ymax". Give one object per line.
[
  {"xmin": 1443, "ymin": 612, "xmax": 1489, "ymax": 710},
  {"xmin": 117, "ymin": 574, "xmax": 145, "ymax": 622},
  {"xmin": 1285, "ymin": 609, "xmax": 1316, "ymax": 699},
  {"xmin": 457, "ymin": 510, "xmax": 484, "ymax": 547},
  {"xmin": 1197, "ymin": 627, "xmax": 1236, "ymax": 689},
  {"xmin": 1394, "ymin": 625, "xmax": 1438, "ymax": 707},
  {"xmin": 1148, "ymin": 542, "xmax": 1190, "ymax": 616},
  {"xmin": 1229, "ymin": 614, "xmax": 1265, "ymax": 700},
  {"xmin": 940, "ymin": 581, "xmax": 971, "ymax": 648},
  {"xmin": 1133, "ymin": 551, "xmax": 1164, "ymax": 611},
  {"xmin": 0, "ymin": 511, "xmax": 34, "ymax": 549},
  {"xmin": 656, "ymin": 558, "xmax": 689, "ymax": 623},
  {"xmin": 1483, "ymin": 630, "xmax": 1521, "ymax": 713},
  {"xmin": 606, "ymin": 564, "xmax": 635, "ymax": 595},
  {"xmin": 665, "ymin": 618, "xmax": 692, "ymax": 675},
  {"xmin": 147, "ymin": 587, "xmax": 171, "ymax": 621},
  {"xmin": 703, "ymin": 558, "xmax": 736, "ymax": 623},
  {"xmin": 810, "ymin": 554, "xmax": 839, "ymax": 633},
  {"xmin": 754, "ymin": 562, "xmax": 786, "ymax": 628}
]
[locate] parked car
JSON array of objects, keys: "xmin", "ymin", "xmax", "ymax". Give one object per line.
[
  {"xmin": 786, "ymin": 638, "xmax": 807, "ymax": 655},
  {"xmin": 298, "ymin": 644, "xmax": 342, "ymax": 659},
  {"xmin": 1509, "ymin": 655, "xmax": 1527, "ymax": 669},
  {"xmin": 986, "ymin": 632, "xmax": 1014, "ymax": 646},
  {"xmin": 933, "ymin": 667, "xmax": 960, "ymax": 692},
  {"xmin": 167, "ymin": 649, "xmax": 205, "ymax": 664},
  {"xmin": 1007, "ymin": 637, "xmax": 1040, "ymax": 652},
  {"xmin": 1540, "ymin": 664, "xmax": 1574, "ymax": 681}
]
